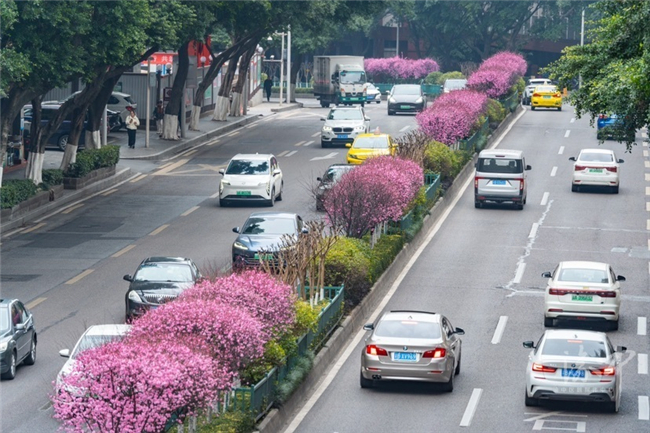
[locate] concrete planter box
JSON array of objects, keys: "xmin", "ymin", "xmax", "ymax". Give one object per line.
[
  {"xmin": 1, "ymin": 184, "xmax": 64, "ymax": 221},
  {"xmin": 63, "ymin": 166, "xmax": 116, "ymax": 190}
]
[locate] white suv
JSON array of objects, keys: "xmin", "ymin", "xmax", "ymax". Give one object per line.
[
  {"xmin": 320, "ymin": 106, "xmax": 369, "ymax": 148},
  {"xmin": 522, "ymin": 78, "xmax": 552, "ymax": 105},
  {"xmin": 219, "ymin": 154, "xmax": 283, "ymax": 207}
]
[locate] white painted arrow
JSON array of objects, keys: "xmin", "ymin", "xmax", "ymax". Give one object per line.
[{"xmin": 310, "ymin": 152, "xmax": 338, "ymax": 161}]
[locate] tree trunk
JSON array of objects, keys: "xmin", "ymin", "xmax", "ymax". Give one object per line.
[
  {"xmin": 213, "ymin": 53, "xmax": 239, "ymax": 121},
  {"xmin": 25, "ymin": 151, "xmax": 44, "ymax": 185},
  {"xmin": 163, "ymin": 41, "xmax": 190, "ymax": 140},
  {"xmin": 0, "ymin": 88, "xmax": 39, "ymax": 162},
  {"xmin": 229, "ymin": 47, "xmax": 256, "ymax": 117},
  {"xmin": 86, "ymin": 75, "xmax": 124, "ymax": 149}
]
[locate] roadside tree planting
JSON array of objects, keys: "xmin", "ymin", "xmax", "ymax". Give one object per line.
[
  {"xmin": 364, "ymin": 57, "xmax": 439, "ymax": 82},
  {"xmin": 467, "ymin": 51, "xmax": 527, "ymax": 99}
]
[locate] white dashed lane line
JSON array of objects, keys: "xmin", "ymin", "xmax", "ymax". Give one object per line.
[
  {"xmin": 639, "ymin": 396, "xmax": 650, "ymax": 421},
  {"xmin": 285, "ymin": 150, "xmax": 298, "ymax": 157},
  {"xmin": 540, "ymin": 192, "xmax": 550, "ymax": 206},
  {"xmin": 399, "ymin": 125, "xmax": 410, "ymax": 132},
  {"xmin": 311, "ymin": 132, "xmax": 320, "ymax": 137},
  {"xmin": 570, "ymin": 117, "xmax": 576, "ymax": 123},
  {"xmin": 460, "ymin": 389, "xmax": 483, "ymax": 427},
  {"xmin": 514, "ymin": 263, "xmax": 526, "ymax": 284},
  {"xmin": 528, "ymin": 223, "xmax": 539, "ymax": 239},
  {"xmin": 639, "ymin": 354, "xmax": 648, "ymax": 375},
  {"xmin": 564, "ymin": 130, "xmax": 571, "ymax": 138},
  {"xmin": 639, "ymin": 317, "xmax": 647, "ymax": 335},
  {"xmin": 491, "ymin": 316, "xmax": 508, "ymax": 344},
  {"xmin": 558, "ymin": 146, "xmax": 565, "ymax": 154},
  {"xmin": 550, "ymin": 166, "xmax": 557, "ymax": 177},
  {"xmin": 303, "ymin": 140, "xmax": 314, "ymax": 146},
  {"xmin": 277, "ymin": 150, "xmax": 289, "ymax": 157}
]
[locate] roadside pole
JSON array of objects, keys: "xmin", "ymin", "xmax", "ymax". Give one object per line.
[{"xmin": 146, "ymin": 57, "xmax": 152, "ymax": 148}]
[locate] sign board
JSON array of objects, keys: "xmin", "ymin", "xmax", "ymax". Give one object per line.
[{"xmin": 163, "ymin": 87, "xmax": 173, "ymax": 101}]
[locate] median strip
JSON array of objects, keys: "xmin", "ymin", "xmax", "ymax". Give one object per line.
[{"xmin": 66, "ymin": 269, "xmax": 94, "ymax": 285}]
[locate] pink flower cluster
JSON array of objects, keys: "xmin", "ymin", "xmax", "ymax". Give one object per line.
[
  {"xmin": 416, "ymin": 90, "xmax": 488, "ymax": 145},
  {"xmin": 324, "ymin": 156, "xmax": 423, "ymax": 238},
  {"xmin": 467, "ymin": 51, "xmax": 527, "ymax": 99},
  {"xmin": 365, "ymin": 57, "xmax": 439, "ymax": 80},
  {"xmin": 53, "ymin": 271, "xmax": 296, "ymax": 432}
]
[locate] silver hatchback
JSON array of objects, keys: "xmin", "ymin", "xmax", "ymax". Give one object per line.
[{"xmin": 360, "ymin": 310, "xmax": 464, "ymax": 391}]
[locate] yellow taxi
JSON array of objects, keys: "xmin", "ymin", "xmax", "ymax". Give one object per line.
[
  {"xmin": 531, "ymin": 85, "xmax": 562, "ymax": 111},
  {"xmin": 346, "ymin": 131, "xmax": 396, "ymax": 165}
]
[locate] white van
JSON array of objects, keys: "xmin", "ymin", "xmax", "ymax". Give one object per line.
[{"xmin": 474, "ymin": 149, "xmax": 531, "ymax": 210}]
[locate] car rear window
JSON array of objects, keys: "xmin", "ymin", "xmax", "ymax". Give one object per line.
[
  {"xmin": 226, "ymin": 159, "xmax": 270, "ymax": 175},
  {"xmin": 558, "ymin": 268, "xmax": 609, "ymax": 284},
  {"xmin": 124, "ymin": 96, "xmax": 135, "ymax": 104},
  {"xmin": 542, "ymin": 338, "xmax": 607, "ymax": 358},
  {"xmin": 374, "ymin": 320, "xmax": 441, "ymax": 339},
  {"xmin": 477, "ymin": 158, "xmax": 522, "ymax": 173},
  {"xmin": 579, "ymin": 152, "xmax": 614, "ymax": 163},
  {"xmin": 535, "ymin": 86, "xmax": 557, "ymax": 93},
  {"xmin": 72, "ymin": 333, "xmax": 127, "ymax": 359},
  {"xmin": 134, "ymin": 263, "xmax": 193, "ymax": 282}
]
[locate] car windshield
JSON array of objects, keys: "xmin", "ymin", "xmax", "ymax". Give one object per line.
[
  {"xmin": 477, "ymin": 158, "xmax": 522, "ymax": 173},
  {"xmin": 340, "ymin": 70, "xmax": 366, "ymax": 84},
  {"xmin": 133, "ymin": 263, "xmax": 193, "ymax": 282},
  {"xmin": 0, "ymin": 307, "xmax": 9, "ymax": 334},
  {"xmin": 353, "ymin": 136, "xmax": 389, "ymax": 149},
  {"xmin": 241, "ymin": 217, "xmax": 296, "ymax": 235},
  {"xmin": 542, "ymin": 338, "xmax": 607, "ymax": 358},
  {"xmin": 323, "ymin": 166, "xmax": 354, "ymax": 183},
  {"xmin": 558, "ymin": 268, "xmax": 609, "ymax": 284},
  {"xmin": 374, "ymin": 320, "xmax": 441, "ymax": 339},
  {"xmin": 579, "ymin": 152, "xmax": 614, "ymax": 163},
  {"xmin": 328, "ymin": 110, "xmax": 363, "ymax": 121},
  {"xmin": 393, "ymin": 86, "xmax": 421, "ymax": 95},
  {"xmin": 71, "ymin": 334, "xmax": 125, "ymax": 359},
  {"xmin": 226, "ymin": 159, "xmax": 270, "ymax": 175}
]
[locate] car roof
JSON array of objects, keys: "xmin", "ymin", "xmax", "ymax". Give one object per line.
[
  {"xmin": 142, "ymin": 256, "xmax": 192, "ymax": 264},
  {"xmin": 247, "ymin": 211, "xmax": 299, "ymax": 219},
  {"xmin": 330, "ymin": 106, "xmax": 362, "ymax": 110},
  {"xmin": 111, "ymin": 91, "xmax": 132, "ymax": 98},
  {"xmin": 0, "ymin": 299, "xmax": 16, "ymax": 307},
  {"xmin": 478, "ymin": 149, "xmax": 524, "ymax": 159},
  {"xmin": 543, "ymin": 329, "xmax": 607, "ymax": 341},
  {"xmin": 382, "ymin": 310, "xmax": 441, "ymax": 323},
  {"xmin": 82, "ymin": 324, "xmax": 131, "ymax": 337},
  {"xmin": 230, "ymin": 153, "xmax": 274, "ymax": 160},
  {"xmin": 529, "ymin": 78, "xmax": 551, "ymax": 84},
  {"xmin": 579, "ymin": 148, "xmax": 615, "ymax": 154},
  {"xmin": 558, "ymin": 261, "xmax": 608, "ymax": 271},
  {"xmin": 444, "ymin": 79, "xmax": 467, "ymax": 83}
]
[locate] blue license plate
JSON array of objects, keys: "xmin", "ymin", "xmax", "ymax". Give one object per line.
[
  {"xmin": 393, "ymin": 352, "xmax": 417, "ymax": 362},
  {"xmin": 492, "ymin": 180, "xmax": 506, "ymax": 185},
  {"xmin": 337, "ymin": 134, "xmax": 348, "ymax": 139},
  {"xmin": 561, "ymin": 369, "xmax": 585, "ymax": 378}
]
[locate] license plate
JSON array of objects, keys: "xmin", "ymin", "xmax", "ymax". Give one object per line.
[
  {"xmin": 337, "ymin": 134, "xmax": 348, "ymax": 139},
  {"xmin": 543, "ymin": 95, "xmax": 552, "ymax": 99},
  {"xmin": 254, "ymin": 253, "xmax": 274, "ymax": 261},
  {"xmin": 236, "ymin": 191, "xmax": 252, "ymax": 196},
  {"xmin": 400, "ymin": 105, "xmax": 411, "ymax": 109},
  {"xmin": 561, "ymin": 369, "xmax": 585, "ymax": 378},
  {"xmin": 492, "ymin": 180, "xmax": 506, "ymax": 185},
  {"xmin": 571, "ymin": 295, "xmax": 593, "ymax": 302},
  {"xmin": 588, "ymin": 169, "xmax": 603, "ymax": 173},
  {"xmin": 392, "ymin": 352, "xmax": 417, "ymax": 362}
]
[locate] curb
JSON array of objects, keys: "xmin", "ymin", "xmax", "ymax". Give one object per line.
[
  {"xmin": 270, "ymin": 103, "xmax": 304, "ymax": 113},
  {"xmin": 257, "ymin": 106, "xmax": 524, "ymax": 433},
  {"xmin": 0, "ymin": 167, "xmax": 133, "ymax": 233}
]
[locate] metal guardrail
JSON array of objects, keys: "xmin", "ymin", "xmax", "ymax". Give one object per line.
[
  {"xmin": 457, "ymin": 118, "xmax": 489, "ymax": 153},
  {"xmin": 499, "ymin": 91, "xmax": 519, "ymax": 113}
]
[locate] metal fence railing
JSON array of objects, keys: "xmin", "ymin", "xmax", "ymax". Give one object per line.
[
  {"xmin": 399, "ymin": 173, "xmax": 441, "ymax": 233},
  {"xmin": 499, "ymin": 91, "xmax": 520, "ymax": 113},
  {"xmin": 456, "ymin": 117, "xmax": 489, "ymax": 153}
]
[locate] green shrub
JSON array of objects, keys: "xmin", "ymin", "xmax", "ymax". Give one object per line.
[
  {"xmin": 514, "ymin": 77, "xmax": 526, "ymax": 96},
  {"xmin": 275, "ymin": 352, "xmax": 315, "ymax": 403},
  {"xmin": 196, "ymin": 409, "xmax": 256, "ymax": 433},
  {"xmin": 424, "ymin": 141, "xmax": 458, "ymax": 180},
  {"xmin": 324, "ymin": 237, "xmax": 372, "ymax": 311},
  {"xmin": 96, "ymin": 145, "xmax": 120, "ymax": 168},
  {"xmin": 64, "ymin": 145, "xmax": 119, "ymax": 177},
  {"xmin": 41, "ymin": 169, "xmax": 64, "ymax": 189},
  {"xmin": 424, "ymin": 71, "xmax": 443, "ymax": 85},
  {"xmin": 0, "ymin": 179, "xmax": 39, "ymax": 209},
  {"xmin": 368, "ymin": 234, "xmax": 405, "ymax": 281},
  {"xmin": 437, "ymin": 71, "xmax": 465, "ymax": 85},
  {"xmin": 486, "ymin": 99, "xmax": 506, "ymax": 129}
]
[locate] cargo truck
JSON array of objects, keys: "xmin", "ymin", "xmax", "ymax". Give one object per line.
[{"xmin": 313, "ymin": 56, "xmax": 367, "ymax": 108}]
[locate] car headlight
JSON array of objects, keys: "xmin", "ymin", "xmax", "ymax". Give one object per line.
[
  {"xmin": 389, "ymin": 97, "xmax": 396, "ymax": 104},
  {"xmin": 354, "ymin": 125, "xmax": 365, "ymax": 131},
  {"xmin": 233, "ymin": 241, "xmax": 249, "ymax": 250},
  {"xmin": 322, "ymin": 126, "xmax": 332, "ymax": 132},
  {"xmin": 415, "ymin": 97, "xmax": 423, "ymax": 104},
  {"xmin": 128, "ymin": 291, "xmax": 142, "ymax": 303},
  {"xmin": 221, "ymin": 179, "xmax": 230, "ymax": 186},
  {"xmin": 0, "ymin": 341, "xmax": 9, "ymax": 352}
]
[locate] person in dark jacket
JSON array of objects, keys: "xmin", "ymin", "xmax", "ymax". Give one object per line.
[
  {"xmin": 263, "ymin": 77, "xmax": 273, "ymax": 102},
  {"xmin": 153, "ymin": 100, "xmax": 164, "ymax": 137}
]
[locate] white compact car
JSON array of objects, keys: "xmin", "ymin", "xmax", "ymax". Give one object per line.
[
  {"xmin": 542, "ymin": 261, "xmax": 625, "ymax": 330},
  {"xmin": 569, "ymin": 148, "xmax": 624, "ymax": 194},
  {"xmin": 523, "ymin": 329, "xmax": 626, "ymax": 412},
  {"xmin": 522, "ymin": 78, "xmax": 552, "ymax": 105},
  {"xmin": 219, "ymin": 154, "xmax": 283, "ymax": 207}
]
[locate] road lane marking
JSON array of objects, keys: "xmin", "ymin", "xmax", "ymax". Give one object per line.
[
  {"xmin": 61, "ymin": 203, "xmax": 84, "ymax": 214},
  {"xmin": 647, "ymin": 220, "xmax": 650, "ymax": 231},
  {"xmin": 245, "ymin": 123, "xmax": 257, "ymax": 129},
  {"xmin": 101, "ymin": 188, "xmax": 119, "ymax": 196},
  {"xmin": 460, "ymin": 388, "xmax": 483, "ymax": 427},
  {"xmin": 646, "ymin": 187, "xmax": 650, "ymax": 196},
  {"xmin": 65, "ymin": 269, "xmax": 94, "ymax": 285},
  {"xmin": 207, "ymin": 139, "xmax": 219, "ymax": 146},
  {"xmin": 646, "ymin": 161, "xmax": 650, "ymax": 168},
  {"xmin": 225, "ymin": 130, "xmax": 240, "ymax": 137},
  {"xmin": 149, "ymin": 224, "xmax": 169, "ymax": 236},
  {"xmin": 277, "ymin": 150, "xmax": 289, "ymax": 157},
  {"xmin": 564, "ymin": 130, "xmax": 571, "ymax": 138},
  {"xmin": 25, "ymin": 298, "xmax": 47, "ymax": 310},
  {"xmin": 540, "ymin": 192, "xmax": 549, "ymax": 206},
  {"xmin": 514, "ymin": 263, "xmax": 526, "ymax": 284},
  {"xmin": 570, "ymin": 118, "xmax": 575, "ymax": 123},
  {"xmin": 303, "ymin": 140, "xmax": 314, "ymax": 147},
  {"xmin": 21, "ymin": 223, "xmax": 47, "ymax": 234},
  {"xmin": 643, "ymin": 131, "xmax": 648, "ymax": 138},
  {"xmin": 550, "ymin": 166, "xmax": 557, "ymax": 177},
  {"xmin": 647, "ymin": 202, "xmax": 650, "ymax": 212},
  {"xmin": 184, "ymin": 149, "xmax": 197, "ymax": 157},
  {"xmin": 528, "ymin": 223, "xmax": 539, "ymax": 239},
  {"xmin": 533, "ymin": 420, "xmax": 585, "ymax": 432},
  {"xmin": 644, "ymin": 150, "xmax": 649, "ymax": 157},
  {"xmin": 524, "ymin": 412, "xmax": 587, "ymax": 422},
  {"xmin": 558, "ymin": 146, "xmax": 565, "ymax": 155},
  {"xmin": 153, "ymin": 159, "xmax": 189, "ymax": 176},
  {"xmin": 639, "ymin": 317, "xmax": 647, "ymax": 335},
  {"xmin": 640, "ymin": 396, "xmax": 649, "ymax": 420},
  {"xmin": 181, "ymin": 206, "xmax": 199, "ymax": 216},
  {"xmin": 310, "ymin": 152, "xmax": 338, "ymax": 161},
  {"xmin": 639, "ymin": 354, "xmax": 648, "ymax": 375},
  {"xmin": 399, "ymin": 125, "xmax": 410, "ymax": 132},
  {"xmin": 112, "ymin": 244, "xmax": 137, "ymax": 258},
  {"xmin": 285, "ymin": 150, "xmax": 298, "ymax": 157},
  {"xmin": 130, "ymin": 174, "xmax": 148, "ymax": 183},
  {"xmin": 311, "ymin": 132, "xmax": 320, "ymax": 137},
  {"xmin": 294, "ymin": 141, "xmax": 306, "ymax": 147},
  {"xmin": 491, "ymin": 316, "xmax": 508, "ymax": 344},
  {"xmin": 646, "ymin": 173, "xmax": 650, "ymax": 182},
  {"xmin": 210, "ymin": 192, "xmax": 220, "ymax": 199}
]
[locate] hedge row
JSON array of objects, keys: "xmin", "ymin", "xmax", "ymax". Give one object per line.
[{"xmin": 64, "ymin": 145, "xmax": 120, "ymax": 178}]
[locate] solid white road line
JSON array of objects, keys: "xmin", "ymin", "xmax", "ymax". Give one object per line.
[
  {"xmin": 112, "ymin": 244, "xmax": 137, "ymax": 258},
  {"xmin": 25, "ymin": 298, "xmax": 47, "ymax": 310},
  {"xmin": 65, "ymin": 269, "xmax": 94, "ymax": 285},
  {"xmin": 514, "ymin": 263, "xmax": 526, "ymax": 284},
  {"xmin": 639, "ymin": 354, "xmax": 648, "ymax": 375},
  {"xmin": 550, "ymin": 166, "xmax": 557, "ymax": 177},
  {"xmin": 311, "ymin": 132, "xmax": 320, "ymax": 137},
  {"xmin": 181, "ymin": 206, "xmax": 199, "ymax": 216},
  {"xmin": 558, "ymin": 146, "xmax": 565, "ymax": 155},
  {"xmin": 285, "ymin": 150, "xmax": 298, "ymax": 157},
  {"xmin": 639, "ymin": 396, "xmax": 650, "ymax": 420},
  {"xmin": 540, "ymin": 192, "xmax": 550, "ymax": 206},
  {"xmin": 277, "ymin": 150, "xmax": 289, "ymax": 157},
  {"xmin": 399, "ymin": 125, "xmax": 410, "ymax": 132},
  {"xmin": 564, "ymin": 130, "xmax": 571, "ymax": 138},
  {"xmin": 639, "ymin": 317, "xmax": 647, "ymax": 336},
  {"xmin": 149, "ymin": 224, "xmax": 169, "ymax": 236},
  {"xmin": 460, "ymin": 388, "xmax": 483, "ymax": 427},
  {"xmin": 303, "ymin": 140, "xmax": 314, "ymax": 147},
  {"xmin": 491, "ymin": 316, "xmax": 508, "ymax": 344},
  {"xmin": 528, "ymin": 223, "xmax": 539, "ymax": 239}
]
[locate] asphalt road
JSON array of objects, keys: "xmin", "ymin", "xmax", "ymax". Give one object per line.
[
  {"xmin": 281, "ymin": 107, "xmax": 650, "ymax": 433},
  {"xmin": 0, "ymin": 100, "xmax": 418, "ymax": 432}
]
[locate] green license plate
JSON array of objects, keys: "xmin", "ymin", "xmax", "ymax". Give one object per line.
[
  {"xmin": 236, "ymin": 191, "xmax": 252, "ymax": 196},
  {"xmin": 254, "ymin": 253, "xmax": 274, "ymax": 260},
  {"xmin": 400, "ymin": 105, "xmax": 411, "ymax": 109},
  {"xmin": 571, "ymin": 295, "xmax": 593, "ymax": 302},
  {"xmin": 588, "ymin": 169, "xmax": 602, "ymax": 173}
]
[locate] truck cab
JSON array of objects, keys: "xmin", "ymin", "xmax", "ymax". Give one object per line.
[
  {"xmin": 314, "ymin": 56, "xmax": 367, "ymax": 108},
  {"xmin": 333, "ymin": 66, "xmax": 367, "ymax": 106}
]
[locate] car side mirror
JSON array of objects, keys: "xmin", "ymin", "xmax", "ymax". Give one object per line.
[
  {"xmin": 273, "ymin": 168, "xmax": 281, "ymax": 176},
  {"xmin": 568, "ymin": 157, "xmax": 576, "ymax": 161},
  {"xmin": 541, "ymin": 271, "xmax": 552, "ymax": 278},
  {"xmin": 616, "ymin": 346, "xmax": 627, "ymax": 353},
  {"xmin": 455, "ymin": 327, "xmax": 465, "ymax": 335},
  {"xmin": 320, "ymin": 118, "xmax": 326, "ymax": 121},
  {"xmin": 316, "ymin": 177, "xmax": 322, "ymax": 182},
  {"xmin": 123, "ymin": 274, "xmax": 133, "ymax": 282},
  {"xmin": 346, "ymin": 143, "xmax": 352, "ymax": 148},
  {"xmin": 15, "ymin": 323, "xmax": 25, "ymax": 331},
  {"xmin": 618, "ymin": 159, "xmax": 624, "ymax": 163},
  {"xmin": 363, "ymin": 323, "xmax": 374, "ymax": 331},
  {"xmin": 233, "ymin": 227, "xmax": 241, "ymax": 233},
  {"xmin": 59, "ymin": 349, "xmax": 71, "ymax": 358},
  {"xmin": 616, "ymin": 275, "xmax": 626, "ymax": 281},
  {"xmin": 301, "ymin": 227, "xmax": 309, "ymax": 234},
  {"xmin": 523, "ymin": 341, "xmax": 535, "ymax": 349},
  {"xmin": 525, "ymin": 165, "xmax": 532, "ymax": 170},
  {"xmin": 365, "ymin": 117, "xmax": 370, "ymax": 121},
  {"xmin": 219, "ymin": 168, "xmax": 225, "ymax": 175}
]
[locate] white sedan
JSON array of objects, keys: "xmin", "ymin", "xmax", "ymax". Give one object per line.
[
  {"xmin": 569, "ymin": 148, "xmax": 624, "ymax": 193},
  {"xmin": 219, "ymin": 154, "xmax": 283, "ymax": 207},
  {"xmin": 524, "ymin": 329, "xmax": 626, "ymax": 412},
  {"xmin": 542, "ymin": 261, "xmax": 625, "ymax": 330}
]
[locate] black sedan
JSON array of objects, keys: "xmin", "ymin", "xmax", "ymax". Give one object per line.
[
  {"xmin": 315, "ymin": 164, "xmax": 355, "ymax": 211},
  {"xmin": 232, "ymin": 212, "xmax": 308, "ymax": 268},
  {"xmin": 387, "ymin": 84, "xmax": 426, "ymax": 115},
  {"xmin": 123, "ymin": 257, "xmax": 203, "ymax": 322},
  {"xmin": 0, "ymin": 299, "xmax": 37, "ymax": 380}
]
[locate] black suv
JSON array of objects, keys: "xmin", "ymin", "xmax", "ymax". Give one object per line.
[
  {"xmin": 0, "ymin": 299, "xmax": 37, "ymax": 380},
  {"xmin": 124, "ymin": 257, "xmax": 203, "ymax": 322}
]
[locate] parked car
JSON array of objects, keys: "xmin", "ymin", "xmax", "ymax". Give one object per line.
[
  {"xmin": 442, "ymin": 79, "xmax": 468, "ymax": 94},
  {"xmin": 360, "ymin": 310, "xmax": 464, "ymax": 391},
  {"xmin": 387, "ymin": 84, "xmax": 426, "ymax": 115},
  {"xmin": 64, "ymin": 91, "xmax": 137, "ymax": 127},
  {"xmin": 569, "ymin": 148, "xmax": 623, "ymax": 193},
  {"xmin": 346, "ymin": 131, "xmax": 397, "ymax": 165},
  {"xmin": 320, "ymin": 106, "xmax": 370, "ymax": 148},
  {"xmin": 596, "ymin": 114, "xmax": 635, "ymax": 141},
  {"xmin": 315, "ymin": 164, "xmax": 356, "ymax": 211},
  {"xmin": 542, "ymin": 261, "xmax": 625, "ymax": 330},
  {"xmin": 474, "ymin": 149, "xmax": 531, "ymax": 209},
  {"xmin": 0, "ymin": 299, "xmax": 37, "ymax": 380},
  {"xmin": 522, "ymin": 78, "xmax": 552, "ymax": 105},
  {"xmin": 56, "ymin": 324, "xmax": 131, "ymax": 391},
  {"xmin": 232, "ymin": 211, "xmax": 307, "ymax": 268},
  {"xmin": 219, "ymin": 154, "xmax": 283, "ymax": 207},
  {"xmin": 123, "ymin": 257, "xmax": 203, "ymax": 322},
  {"xmin": 365, "ymin": 83, "xmax": 381, "ymax": 103},
  {"xmin": 523, "ymin": 329, "xmax": 626, "ymax": 412},
  {"xmin": 530, "ymin": 85, "xmax": 562, "ymax": 111}
]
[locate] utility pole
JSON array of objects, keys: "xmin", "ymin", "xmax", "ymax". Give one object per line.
[
  {"xmin": 287, "ymin": 26, "xmax": 292, "ymax": 104},
  {"xmin": 579, "ymin": 8, "xmax": 585, "ymax": 88},
  {"xmin": 279, "ymin": 33, "xmax": 285, "ymax": 107}
]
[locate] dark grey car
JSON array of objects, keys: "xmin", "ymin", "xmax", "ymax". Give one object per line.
[
  {"xmin": 0, "ymin": 299, "xmax": 37, "ymax": 380},
  {"xmin": 387, "ymin": 84, "xmax": 426, "ymax": 115},
  {"xmin": 315, "ymin": 164, "xmax": 355, "ymax": 211}
]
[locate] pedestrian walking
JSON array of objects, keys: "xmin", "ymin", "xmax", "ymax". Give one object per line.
[
  {"xmin": 264, "ymin": 77, "xmax": 273, "ymax": 102},
  {"xmin": 153, "ymin": 100, "xmax": 164, "ymax": 137},
  {"xmin": 125, "ymin": 107, "xmax": 140, "ymax": 148}
]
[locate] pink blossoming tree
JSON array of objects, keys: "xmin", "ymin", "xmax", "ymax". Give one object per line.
[
  {"xmin": 467, "ymin": 51, "xmax": 527, "ymax": 99},
  {"xmin": 365, "ymin": 57, "xmax": 439, "ymax": 82}
]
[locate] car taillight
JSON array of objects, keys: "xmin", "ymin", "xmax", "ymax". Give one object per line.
[
  {"xmin": 532, "ymin": 93, "xmax": 540, "ymax": 97},
  {"xmin": 605, "ymin": 166, "xmax": 617, "ymax": 173},
  {"xmin": 423, "ymin": 348, "xmax": 446, "ymax": 358},
  {"xmin": 590, "ymin": 366, "xmax": 615, "ymax": 376},
  {"xmin": 554, "ymin": 93, "xmax": 561, "ymax": 98},
  {"xmin": 518, "ymin": 178, "xmax": 524, "ymax": 191},
  {"xmin": 532, "ymin": 363, "xmax": 557, "ymax": 373},
  {"xmin": 366, "ymin": 345, "xmax": 388, "ymax": 356},
  {"xmin": 549, "ymin": 288, "xmax": 617, "ymax": 298},
  {"xmin": 575, "ymin": 165, "xmax": 586, "ymax": 171},
  {"xmin": 474, "ymin": 176, "xmax": 479, "ymax": 189},
  {"xmin": 598, "ymin": 114, "xmax": 607, "ymax": 120}
]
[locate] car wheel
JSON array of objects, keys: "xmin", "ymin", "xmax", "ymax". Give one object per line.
[
  {"xmin": 571, "ymin": 184, "xmax": 579, "ymax": 193},
  {"xmin": 516, "ymin": 204, "xmax": 524, "ymax": 210},
  {"xmin": 23, "ymin": 337, "xmax": 36, "ymax": 365},
  {"xmin": 525, "ymin": 390, "xmax": 539, "ymax": 407},
  {"xmin": 454, "ymin": 352, "xmax": 461, "ymax": 376},
  {"xmin": 57, "ymin": 134, "xmax": 69, "ymax": 151},
  {"xmin": 474, "ymin": 200, "xmax": 482, "ymax": 209},
  {"xmin": 376, "ymin": 100, "xmax": 381, "ymax": 104},
  {"xmin": 321, "ymin": 140, "xmax": 329, "ymax": 148},
  {"xmin": 1, "ymin": 351, "xmax": 16, "ymax": 380},
  {"xmin": 609, "ymin": 320, "xmax": 619, "ymax": 331},
  {"xmin": 558, "ymin": 106, "xmax": 562, "ymax": 111},
  {"xmin": 219, "ymin": 198, "xmax": 228, "ymax": 207},
  {"xmin": 544, "ymin": 317, "xmax": 554, "ymax": 327},
  {"xmin": 276, "ymin": 182, "xmax": 283, "ymax": 201},
  {"xmin": 605, "ymin": 401, "xmax": 618, "ymax": 413},
  {"xmin": 360, "ymin": 371, "xmax": 373, "ymax": 388},
  {"xmin": 388, "ymin": 110, "xmax": 394, "ymax": 116},
  {"xmin": 268, "ymin": 188, "xmax": 275, "ymax": 207},
  {"xmin": 442, "ymin": 371, "xmax": 454, "ymax": 392},
  {"xmin": 612, "ymin": 185, "xmax": 619, "ymax": 194}
]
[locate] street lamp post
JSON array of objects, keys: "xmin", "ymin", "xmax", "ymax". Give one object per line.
[
  {"xmin": 146, "ymin": 56, "xmax": 153, "ymax": 148},
  {"xmin": 279, "ymin": 32, "xmax": 285, "ymax": 107},
  {"xmin": 579, "ymin": 8, "xmax": 585, "ymax": 88},
  {"xmin": 286, "ymin": 26, "xmax": 291, "ymax": 105}
]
